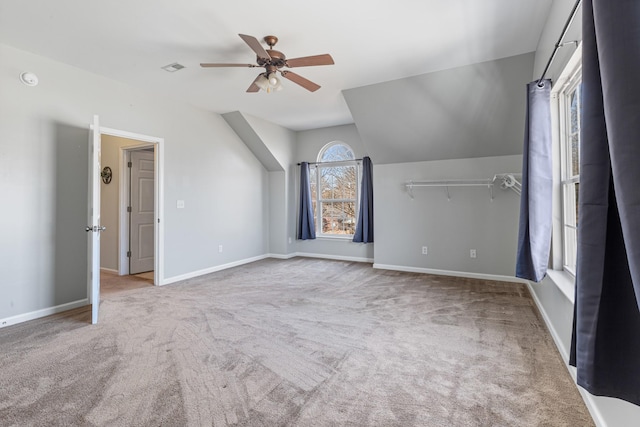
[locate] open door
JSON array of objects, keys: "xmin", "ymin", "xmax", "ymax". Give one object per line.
[{"xmin": 87, "ymin": 115, "xmax": 103, "ymax": 324}]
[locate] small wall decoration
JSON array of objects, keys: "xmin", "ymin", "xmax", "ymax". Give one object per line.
[{"xmin": 101, "ymin": 166, "xmax": 113, "ymax": 184}]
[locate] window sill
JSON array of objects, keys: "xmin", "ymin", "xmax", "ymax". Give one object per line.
[
  {"xmin": 546, "ymin": 269, "xmax": 575, "ymax": 304},
  {"xmin": 316, "ymin": 235, "xmax": 354, "ymax": 241}
]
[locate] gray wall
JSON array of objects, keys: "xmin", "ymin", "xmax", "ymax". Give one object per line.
[
  {"xmin": 343, "ymin": 53, "xmax": 534, "ymax": 164},
  {"xmin": 294, "ymin": 124, "xmax": 374, "ymax": 261},
  {"xmin": 374, "ymin": 155, "xmax": 522, "ymax": 276},
  {"xmin": 241, "ymin": 114, "xmax": 297, "ymax": 256},
  {"xmin": 0, "ymin": 43, "xmax": 268, "ymax": 320}
]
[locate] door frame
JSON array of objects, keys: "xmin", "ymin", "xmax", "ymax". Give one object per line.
[{"xmin": 101, "ymin": 126, "xmax": 165, "ymax": 286}]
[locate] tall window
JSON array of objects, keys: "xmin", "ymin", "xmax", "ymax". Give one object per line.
[
  {"xmin": 309, "ymin": 142, "xmax": 359, "ymax": 236},
  {"xmin": 558, "ymin": 69, "xmax": 582, "ymax": 274}
]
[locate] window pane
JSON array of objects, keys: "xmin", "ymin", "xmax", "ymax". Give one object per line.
[
  {"xmin": 321, "ymin": 144, "xmax": 355, "ymax": 162},
  {"xmin": 321, "ymin": 202, "xmax": 356, "ymax": 234},
  {"xmin": 309, "ymin": 167, "xmax": 317, "ymax": 200},
  {"xmin": 570, "ymin": 90, "xmax": 578, "ymax": 134},
  {"xmin": 564, "ymin": 225, "xmax": 577, "ymax": 273},
  {"xmin": 571, "ymin": 133, "xmax": 580, "ymax": 177},
  {"xmin": 564, "ymin": 182, "xmax": 578, "ymax": 227},
  {"xmin": 319, "ymin": 166, "xmax": 356, "ymax": 200}
]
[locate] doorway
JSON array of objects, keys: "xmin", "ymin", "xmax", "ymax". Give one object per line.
[{"xmin": 98, "ymin": 128, "xmax": 164, "ymax": 286}]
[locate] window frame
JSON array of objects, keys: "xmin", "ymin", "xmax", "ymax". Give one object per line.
[
  {"xmin": 552, "ymin": 47, "xmax": 582, "ymax": 277},
  {"xmin": 558, "ymin": 71, "xmax": 582, "ymax": 275},
  {"xmin": 311, "ymin": 142, "xmax": 360, "ymax": 238}
]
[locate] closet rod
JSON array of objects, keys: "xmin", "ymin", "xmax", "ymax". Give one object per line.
[
  {"xmin": 405, "ymin": 174, "xmax": 522, "ymax": 199},
  {"xmin": 536, "ymin": 0, "xmax": 582, "ymax": 86}
]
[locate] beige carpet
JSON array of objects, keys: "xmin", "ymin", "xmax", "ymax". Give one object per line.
[{"xmin": 0, "ymin": 258, "xmax": 593, "ymax": 426}]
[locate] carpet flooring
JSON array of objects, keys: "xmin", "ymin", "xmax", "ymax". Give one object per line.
[{"xmin": 0, "ymin": 258, "xmax": 593, "ymax": 426}]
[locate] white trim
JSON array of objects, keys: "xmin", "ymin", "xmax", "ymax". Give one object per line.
[
  {"xmin": 267, "ymin": 253, "xmax": 297, "ymax": 260},
  {"xmin": 372, "ymin": 264, "xmax": 529, "ymax": 284},
  {"xmin": 100, "ymin": 267, "xmax": 119, "ymax": 274},
  {"xmin": 0, "ymin": 299, "xmax": 88, "ymax": 329},
  {"xmin": 163, "ymin": 255, "xmax": 270, "ymax": 285},
  {"xmin": 296, "ymin": 252, "xmax": 373, "ymax": 263},
  {"xmin": 527, "ymin": 282, "xmax": 607, "ymax": 427}
]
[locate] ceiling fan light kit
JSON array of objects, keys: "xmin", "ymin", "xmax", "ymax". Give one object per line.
[{"xmin": 201, "ymin": 34, "xmax": 334, "ymax": 93}]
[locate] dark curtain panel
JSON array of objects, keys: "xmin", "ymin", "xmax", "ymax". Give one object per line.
[
  {"xmin": 353, "ymin": 156, "xmax": 373, "ymax": 243},
  {"xmin": 569, "ymin": 0, "xmax": 640, "ymax": 406},
  {"xmin": 515, "ymin": 80, "xmax": 553, "ymax": 282},
  {"xmin": 297, "ymin": 162, "xmax": 316, "ymax": 240}
]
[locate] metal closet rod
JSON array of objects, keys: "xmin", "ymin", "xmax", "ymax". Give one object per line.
[
  {"xmin": 405, "ymin": 173, "xmax": 522, "ymax": 200},
  {"xmin": 405, "ymin": 174, "xmax": 521, "ymax": 187},
  {"xmin": 537, "ymin": 0, "xmax": 582, "ymax": 86}
]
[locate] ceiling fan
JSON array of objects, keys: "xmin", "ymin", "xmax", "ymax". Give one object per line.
[{"xmin": 200, "ymin": 34, "xmax": 334, "ymax": 93}]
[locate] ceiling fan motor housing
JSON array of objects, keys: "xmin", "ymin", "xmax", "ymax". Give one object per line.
[{"xmin": 258, "ymin": 50, "xmax": 286, "ymax": 68}]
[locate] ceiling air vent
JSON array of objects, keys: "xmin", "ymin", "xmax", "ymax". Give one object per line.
[{"xmin": 161, "ymin": 63, "xmax": 185, "ymax": 72}]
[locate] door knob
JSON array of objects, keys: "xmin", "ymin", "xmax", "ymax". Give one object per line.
[{"xmin": 85, "ymin": 226, "xmax": 107, "ymax": 232}]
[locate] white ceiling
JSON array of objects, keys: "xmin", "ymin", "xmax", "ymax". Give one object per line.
[{"xmin": 0, "ymin": 0, "xmax": 552, "ymax": 131}]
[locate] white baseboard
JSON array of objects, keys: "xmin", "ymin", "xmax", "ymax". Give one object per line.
[
  {"xmin": 0, "ymin": 299, "xmax": 89, "ymax": 329},
  {"xmin": 372, "ymin": 263, "xmax": 528, "ymax": 284},
  {"xmin": 100, "ymin": 267, "xmax": 119, "ymax": 274},
  {"xmin": 266, "ymin": 253, "xmax": 297, "ymax": 260},
  {"xmin": 526, "ymin": 282, "xmax": 607, "ymax": 427},
  {"xmin": 295, "ymin": 252, "xmax": 373, "ymax": 263},
  {"xmin": 163, "ymin": 254, "xmax": 270, "ymax": 285}
]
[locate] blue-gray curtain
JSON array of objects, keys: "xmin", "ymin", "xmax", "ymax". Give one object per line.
[
  {"xmin": 298, "ymin": 162, "xmax": 316, "ymax": 240},
  {"xmin": 515, "ymin": 80, "xmax": 553, "ymax": 282},
  {"xmin": 569, "ymin": 0, "xmax": 640, "ymax": 406},
  {"xmin": 353, "ymin": 156, "xmax": 373, "ymax": 243}
]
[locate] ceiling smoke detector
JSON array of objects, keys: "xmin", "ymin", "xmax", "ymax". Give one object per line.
[
  {"xmin": 20, "ymin": 72, "xmax": 39, "ymax": 86},
  {"xmin": 161, "ymin": 63, "xmax": 185, "ymax": 72}
]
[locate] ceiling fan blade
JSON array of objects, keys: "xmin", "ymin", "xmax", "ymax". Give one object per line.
[
  {"xmin": 238, "ymin": 34, "xmax": 270, "ymax": 60},
  {"xmin": 281, "ymin": 71, "xmax": 321, "ymax": 92},
  {"xmin": 200, "ymin": 63, "xmax": 257, "ymax": 68},
  {"xmin": 286, "ymin": 54, "xmax": 335, "ymax": 68},
  {"xmin": 247, "ymin": 75, "xmax": 263, "ymax": 93}
]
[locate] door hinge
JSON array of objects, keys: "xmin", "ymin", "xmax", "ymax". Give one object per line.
[
  {"xmin": 127, "ymin": 251, "xmax": 132, "ymax": 258},
  {"xmin": 127, "ymin": 206, "xmax": 132, "ymax": 213},
  {"xmin": 128, "ymin": 161, "xmax": 132, "ymax": 168}
]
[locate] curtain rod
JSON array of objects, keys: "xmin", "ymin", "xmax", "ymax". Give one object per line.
[
  {"xmin": 297, "ymin": 158, "xmax": 363, "ymax": 166},
  {"xmin": 536, "ymin": 0, "xmax": 582, "ymax": 87}
]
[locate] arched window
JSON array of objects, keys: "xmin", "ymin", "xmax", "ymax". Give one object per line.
[{"xmin": 310, "ymin": 142, "xmax": 359, "ymax": 236}]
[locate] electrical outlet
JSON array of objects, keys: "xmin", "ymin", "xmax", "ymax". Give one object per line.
[
  {"xmin": 470, "ymin": 249, "xmax": 477, "ymax": 258},
  {"xmin": 288, "ymin": 237, "xmax": 292, "ymax": 244},
  {"xmin": 422, "ymin": 246, "xmax": 428, "ymax": 255},
  {"xmin": 218, "ymin": 245, "xmax": 223, "ymax": 253}
]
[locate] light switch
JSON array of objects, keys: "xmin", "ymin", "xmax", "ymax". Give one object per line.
[{"xmin": 177, "ymin": 200, "xmax": 185, "ymax": 209}]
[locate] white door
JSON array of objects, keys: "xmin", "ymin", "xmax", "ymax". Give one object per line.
[
  {"xmin": 129, "ymin": 150, "xmax": 155, "ymax": 274},
  {"xmin": 87, "ymin": 115, "xmax": 103, "ymax": 324}
]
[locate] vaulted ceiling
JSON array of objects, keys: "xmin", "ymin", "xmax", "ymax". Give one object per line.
[{"xmin": 1, "ymin": 1, "xmax": 554, "ymax": 163}]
